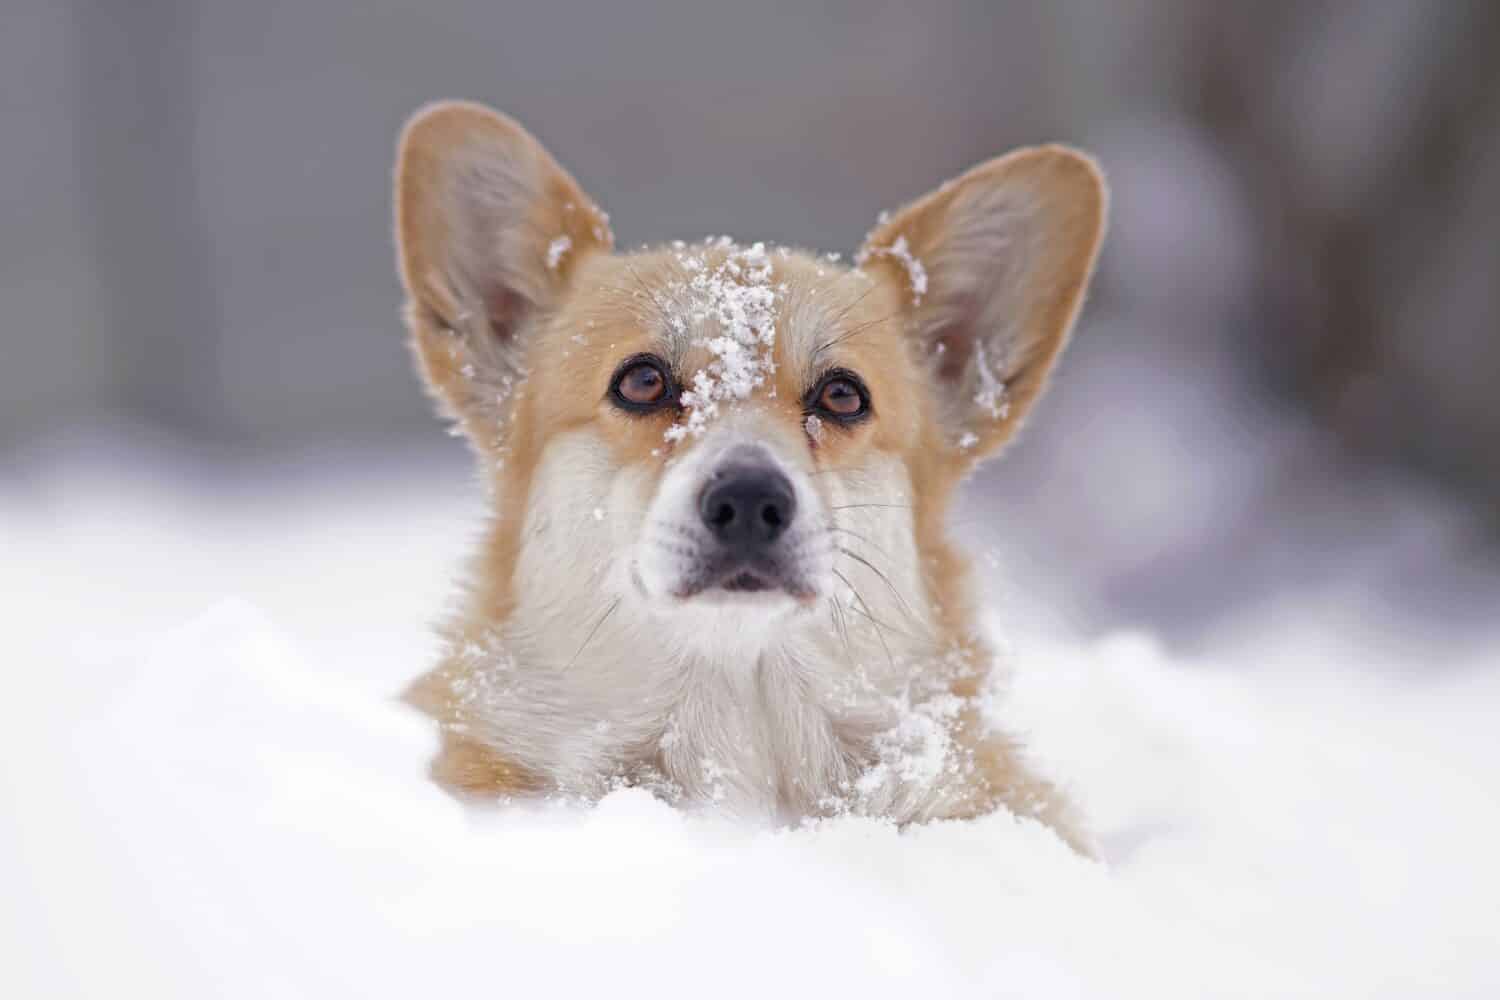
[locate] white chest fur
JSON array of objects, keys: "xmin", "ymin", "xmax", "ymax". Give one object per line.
[
  {"xmin": 443, "ymin": 432, "xmax": 977, "ymax": 822},
  {"xmin": 447, "ymin": 613, "xmax": 972, "ymax": 823}
]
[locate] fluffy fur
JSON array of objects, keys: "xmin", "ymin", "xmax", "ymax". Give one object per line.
[{"xmin": 393, "ymin": 101, "xmax": 1106, "ymax": 851}]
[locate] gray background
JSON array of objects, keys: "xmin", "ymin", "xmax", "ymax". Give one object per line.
[{"xmin": 5, "ymin": 0, "xmax": 1498, "ymax": 644}]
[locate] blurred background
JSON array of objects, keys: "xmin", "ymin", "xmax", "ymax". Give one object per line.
[{"xmin": 4, "ymin": 0, "xmax": 1498, "ymax": 663}]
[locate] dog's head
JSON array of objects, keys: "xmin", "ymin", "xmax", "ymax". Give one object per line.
[{"xmin": 394, "ymin": 102, "xmax": 1104, "ymax": 657}]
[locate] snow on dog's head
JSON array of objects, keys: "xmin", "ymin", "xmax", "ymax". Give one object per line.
[{"xmin": 394, "ymin": 101, "xmax": 1104, "ymax": 663}]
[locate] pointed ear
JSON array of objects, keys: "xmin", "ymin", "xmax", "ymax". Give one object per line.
[
  {"xmin": 858, "ymin": 145, "xmax": 1106, "ymax": 461},
  {"xmin": 394, "ymin": 101, "xmax": 612, "ymax": 444}
]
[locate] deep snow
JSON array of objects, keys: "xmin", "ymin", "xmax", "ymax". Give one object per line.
[{"xmin": 3, "ymin": 436, "xmax": 1498, "ymax": 998}]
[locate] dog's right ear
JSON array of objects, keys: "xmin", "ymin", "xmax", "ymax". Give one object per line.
[{"xmin": 395, "ymin": 101, "xmax": 612, "ymax": 446}]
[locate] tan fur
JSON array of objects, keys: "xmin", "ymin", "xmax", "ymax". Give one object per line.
[{"xmin": 392, "ymin": 101, "xmax": 1106, "ymax": 851}]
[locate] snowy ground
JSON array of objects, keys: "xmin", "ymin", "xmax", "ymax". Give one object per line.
[{"xmin": 3, "ymin": 431, "xmax": 1499, "ymax": 998}]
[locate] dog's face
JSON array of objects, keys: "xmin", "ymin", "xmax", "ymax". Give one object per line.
[
  {"xmin": 395, "ymin": 103, "xmax": 1104, "ymax": 657},
  {"xmin": 505, "ymin": 242, "xmax": 927, "ymax": 652}
]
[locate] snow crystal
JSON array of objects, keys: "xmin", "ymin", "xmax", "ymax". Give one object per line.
[
  {"xmin": 957, "ymin": 431, "xmax": 979, "ymax": 450},
  {"xmin": 700, "ymin": 756, "xmax": 731, "ymax": 802},
  {"xmin": 804, "ymin": 413, "xmax": 824, "ymax": 443},
  {"xmin": 972, "ymin": 341, "xmax": 1011, "ymax": 420},
  {"xmin": 856, "ymin": 233, "xmax": 928, "ymax": 304},
  {"xmin": 449, "ymin": 636, "xmax": 519, "ymax": 714},
  {"xmin": 591, "ymin": 209, "xmax": 611, "ymax": 244},
  {"xmin": 591, "ymin": 507, "xmax": 604, "ymax": 522},
  {"xmin": 884, "ymin": 236, "xmax": 928, "ymax": 302},
  {"xmin": 855, "ymin": 691, "xmax": 966, "ymax": 796},
  {"xmin": 661, "ymin": 241, "xmax": 780, "ymax": 443},
  {"xmin": 545, "ymin": 234, "xmax": 572, "ymax": 271}
]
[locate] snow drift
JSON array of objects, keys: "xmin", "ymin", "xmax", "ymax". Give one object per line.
[{"xmin": 2, "ymin": 442, "xmax": 1498, "ymax": 998}]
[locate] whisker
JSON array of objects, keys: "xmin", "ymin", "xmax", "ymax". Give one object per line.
[
  {"xmin": 837, "ymin": 592, "xmax": 945, "ymax": 650},
  {"xmin": 564, "ymin": 597, "xmax": 621, "ymax": 671},
  {"xmin": 813, "ymin": 310, "xmax": 903, "ymax": 358},
  {"xmin": 809, "ymin": 463, "xmax": 878, "ymax": 478},
  {"xmin": 830, "ymin": 599, "xmax": 853, "ymax": 670},
  {"xmin": 811, "ymin": 282, "xmax": 881, "ymax": 352},
  {"xmin": 830, "ymin": 282, "xmax": 878, "ymax": 324},
  {"xmin": 595, "ymin": 281, "xmax": 672, "ymax": 326},
  {"xmin": 827, "ymin": 525, "xmax": 895, "ymax": 563},
  {"xmin": 622, "ymin": 260, "xmax": 672, "ymax": 321},
  {"xmin": 832, "ymin": 567, "xmax": 894, "ymax": 673},
  {"xmin": 835, "ymin": 544, "xmax": 921, "ymax": 625}
]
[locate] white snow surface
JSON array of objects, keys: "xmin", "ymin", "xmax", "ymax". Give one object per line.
[{"xmin": 4, "ymin": 435, "xmax": 1499, "ymax": 999}]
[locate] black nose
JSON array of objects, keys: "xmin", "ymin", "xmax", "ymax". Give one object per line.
[{"xmin": 699, "ymin": 465, "xmax": 796, "ymax": 550}]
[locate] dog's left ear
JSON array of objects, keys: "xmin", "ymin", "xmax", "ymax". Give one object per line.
[{"xmin": 858, "ymin": 146, "xmax": 1106, "ymax": 462}]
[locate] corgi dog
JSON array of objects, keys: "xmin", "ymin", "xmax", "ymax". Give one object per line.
[{"xmin": 394, "ymin": 101, "xmax": 1105, "ymax": 850}]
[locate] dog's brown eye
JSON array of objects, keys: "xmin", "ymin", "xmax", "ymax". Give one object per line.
[
  {"xmin": 819, "ymin": 379, "xmax": 862, "ymax": 415},
  {"xmin": 809, "ymin": 370, "xmax": 869, "ymax": 422},
  {"xmin": 610, "ymin": 355, "xmax": 674, "ymax": 411},
  {"xmin": 619, "ymin": 365, "xmax": 665, "ymax": 404}
]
